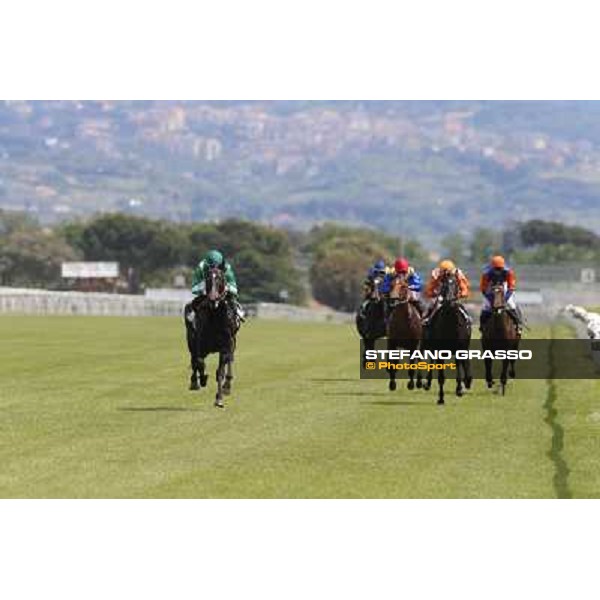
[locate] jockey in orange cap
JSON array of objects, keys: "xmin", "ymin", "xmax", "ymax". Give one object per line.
[
  {"xmin": 422, "ymin": 259, "xmax": 471, "ymax": 325},
  {"xmin": 480, "ymin": 255, "xmax": 523, "ymax": 333}
]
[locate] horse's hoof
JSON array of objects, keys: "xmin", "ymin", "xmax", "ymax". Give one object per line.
[
  {"xmin": 200, "ymin": 374, "xmax": 208, "ymax": 387},
  {"xmin": 407, "ymin": 381, "xmax": 415, "ymax": 390},
  {"xmin": 456, "ymin": 389, "xmax": 464, "ymax": 397},
  {"xmin": 214, "ymin": 398, "xmax": 224, "ymax": 408},
  {"xmin": 389, "ymin": 380, "xmax": 397, "ymax": 391},
  {"xmin": 437, "ymin": 398, "xmax": 445, "ymax": 405},
  {"xmin": 416, "ymin": 379, "xmax": 423, "ymax": 389},
  {"xmin": 423, "ymin": 383, "xmax": 431, "ymax": 391},
  {"xmin": 189, "ymin": 380, "xmax": 199, "ymax": 391},
  {"xmin": 465, "ymin": 378, "xmax": 472, "ymax": 390},
  {"xmin": 486, "ymin": 381, "xmax": 494, "ymax": 389}
]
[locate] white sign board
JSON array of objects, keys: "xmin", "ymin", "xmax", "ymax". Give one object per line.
[
  {"xmin": 581, "ymin": 268, "xmax": 596, "ymax": 284},
  {"xmin": 61, "ymin": 262, "xmax": 119, "ymax": 278}
]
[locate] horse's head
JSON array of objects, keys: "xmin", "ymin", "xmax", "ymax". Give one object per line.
[
  {"xmin": 206, "ymin": 266, "xmax": 227, "ymax": 307},
  {"xmin": 439, "ymin": 270, "xmax": 458, "ymax": 304},
  {"xmin": 365, "ymin": 276, "xmax": 382, "ymax": 301},
  {"xmin": 491, "ymin": 283, "xmax": 506, "ymax": 313},
  {"xmin": 389, "ymin": 275, "xmax": 409, "ymax": 302}
]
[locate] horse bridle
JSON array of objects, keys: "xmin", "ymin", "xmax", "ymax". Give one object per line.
[
  {"xmin": 439, "ymin": 271, "xmax": 459, "ymax": 305},
  {"xmin": 390, "ymin": 275, "xmax": 410, "ymax": 304},
  {"xmin": 206, "ymin": 267, "xmax": 227, "ymax": 307},
  {"xmin": 491, "ymin": 283, "xmax": 506, "ymax": 314},
  {"xmin": 367, "ymin": 276, "xmax": 382, "ymax": 301}
]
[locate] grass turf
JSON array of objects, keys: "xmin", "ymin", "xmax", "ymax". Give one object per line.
[{"xmin": 0, "ymin": 316, "xmax": 598, "ymax": 498}]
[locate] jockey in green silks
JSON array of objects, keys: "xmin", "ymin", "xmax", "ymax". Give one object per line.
[{"xmin": 191, "ymin": 249, "xmax": 245, "ymax": 322}]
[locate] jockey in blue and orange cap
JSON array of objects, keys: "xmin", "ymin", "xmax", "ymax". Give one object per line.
[{"xmin": 480, "ymin": 255, "xmax": 523, "ymax": 332}]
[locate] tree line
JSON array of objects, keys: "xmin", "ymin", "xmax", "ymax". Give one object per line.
[
  {"xmin": 442, "ymin": 220, "xmax": 600, "ymax": 265},
  {"xmin": 0, "ymin": 212, "xmax": 304, "ymax": 304},
  {"xmin": 1, "ymin": 210, "xmax": 598, "ymax": 310}
]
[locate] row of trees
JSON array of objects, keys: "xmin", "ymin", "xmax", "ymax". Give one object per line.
[
  {"xmin": 0, "ymin": 211, "xmax": 79, "ymax": 287},
  {"xmin": 309, "ymin": 219, "xmax": 600, "ymax": 311},
  {"xmin": 0, "ymin": 212, "xmax": 304, "ymax": 304},
  {"xmin": 308, "ymin": 224, "xmax": 427, "ymax": 312},
  {"xmin": 441, "ymin": 220, "xmax": 600, "ymax": 265},
  {"xmin": 1, "ymin": 211, "xmax": 598, "ymax": 311}
]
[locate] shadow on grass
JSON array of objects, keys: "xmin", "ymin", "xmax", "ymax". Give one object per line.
[
  {"xmin": 323, "ymin": 391, "xmax": 390, "ymax": 397},
  {"xmin": 118, "ymin": 406, "xmax": 200, "ymax": 412},
  {"xmin": 309, "ymin": 378, "xmax": 359, "ymax": 382},
  {"xmin": 361, "ymin": 400, "xmax": 434, "ymax": 407}
]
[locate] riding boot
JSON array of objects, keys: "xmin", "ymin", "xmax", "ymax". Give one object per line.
[
  {"xmin": 421, "ymin": 306, "xmax": 433, "ymax": 340},
  {"xmin": 235, "ymin": 300, "xmax": 246, "ymax": 322},
  {"xmin": 459, "ymin": 304, "xmax": 472, "ymax": 324},
  {"xmin": 410, "ymin": 298, "xmax": 425, "ymax": 316},
  {"xmin": 358, "ymin": 299, "xmax": 369, "ymax": 319},
  {"xmin": 383, "ymin": 299, "xmax": 394, "ymax": 323},
  {"xmin": 421, "ymin": 308, "xmax": 430, "ymax": 326},
  {"xmin": 507, "ymin": 307, "xmax": 523, "ymax": 334},
  {"xmin": 422, "ymin": 304, "xmax": 437, "ymax": 326},
  {"xmin": 224, "ymin": 295, "xmax": 243, "ymax": 329},
  {"xmin": 184, "ymin": 302, "xmax": 195, "ymax": 324}
]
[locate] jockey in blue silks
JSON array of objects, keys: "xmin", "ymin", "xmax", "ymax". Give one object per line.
[
  {"xmin": 358, "ymin": 259, "xmax": 388, "ymax": 317},
  {"xmin": 381, "ymin": 257, "xmax": 425, "ymax": 316}
]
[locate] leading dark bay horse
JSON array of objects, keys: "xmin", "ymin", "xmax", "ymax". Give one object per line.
[
  {"xmin": 481, "ymin": 283, "xmax": 521, "ymax": 395},
  {"xmin": 386, "ymin": 278, "xmax": 423, "ymax": 391},
  {"xmin": 422, "ymin": 272, "xmax": 472, "ymax": 405},
  {"xmin": 356, "ymin": 275, "xmax": 386, "ymax": 366},
  {"xmin": 184, "ymin": 266, "xmax": 238, "ymax": 408}
]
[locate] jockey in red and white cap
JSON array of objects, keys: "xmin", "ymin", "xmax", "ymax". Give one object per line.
[{"xmin": 381, "ymin": 257, "xmax": 424, "ymax": 315}]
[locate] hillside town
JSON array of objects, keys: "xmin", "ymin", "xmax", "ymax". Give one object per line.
[{"xmin": 1, "ymin": 101, "xmax": 599, "ymax": 238}]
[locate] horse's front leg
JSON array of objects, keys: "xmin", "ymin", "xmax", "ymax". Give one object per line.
[
  {"xmin": 198, "ymin": 357, "xmax": 208, "ymax": 387},
  {"xmin": 184, "ymin": 308, "xmax": 199, "ymax": 390},
  {"xmin": 388, "ymin": 364, "xmax": 397, "ymax": 391},
  {"xmin": 455, "ymin": 359, "xmax": 464, "ymax": 397},
  {"xmin": 484, "ymin": 357, "xmax": 494, "ymax": 389},
  {"xmin": 223, "ymin": 355, "xmax": 233, "ymax": 395},
  {"xmin": 387, "ymin": 339, "xmax": 397, "ymax": 391},
  {"xmin": 363, "ymin": 338, "xmax": 375, "ymax": 369},
  {"xmin": 214, "ymin": 353, "xmax": 225, "ymax": 408},
  {"xmin": 189, "ymin": 362, "xmax": 199, "ymax": 390},
  {"xmin": 437, "ymin": 361, "xmax": 445, "ymax": 405},
  {"xmin": 500, "ymin": 359, "xmax": 509, "ymax": 396},
  {"xmin": 423, "ymin": 368, "xmax": 432, "ymax": 391},
  {"xmin": 464, "ymin": 359, "xmax": 473, "ymax": 389},
  {"xmin": 407, "ymin": 356, "xmax": 416, "ymax": 390}
]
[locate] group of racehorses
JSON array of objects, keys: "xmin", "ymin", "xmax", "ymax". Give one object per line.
[
  {"xmin": 357, "ymin": 268, "xmax": 521, "ymax": 404},
  {"xmin": 182, "ymin": 264, "xmax": 521, "ymax": 409}
]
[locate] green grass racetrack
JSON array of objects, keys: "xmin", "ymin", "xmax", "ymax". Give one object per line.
[{"xmin": 1, "ymin": 316, "xmax": 599, "ymax": 498}]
